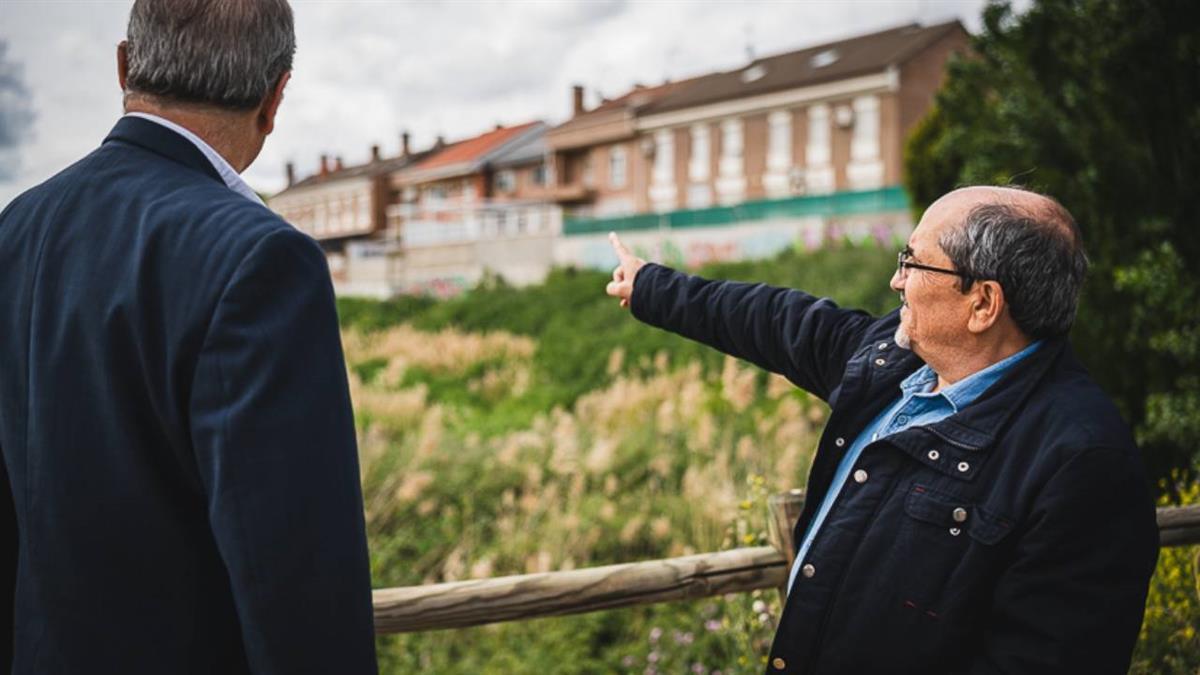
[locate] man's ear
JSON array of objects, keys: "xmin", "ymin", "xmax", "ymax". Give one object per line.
[
  {"xmin": 967, "ymin": 279, "xmax": 1005, "ymax": 334},
  {"xmin": 257, "ymin": 71, "xmax": 291, "ymax": 136},
  {"xmin": 117, "ymin": 41, "xmax": 129, "ymax": 91}
]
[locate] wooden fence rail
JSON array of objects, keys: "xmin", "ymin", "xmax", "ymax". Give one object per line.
[{"xmin": 372, "ymin": 500, "xmax": 1200, "ymax": 634}]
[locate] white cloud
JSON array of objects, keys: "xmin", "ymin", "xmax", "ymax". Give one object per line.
[{"xmin": 0, "ymin": 0, "xmax": 996, "ymax": 204}]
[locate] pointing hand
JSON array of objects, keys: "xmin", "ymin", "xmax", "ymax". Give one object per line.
[{"xmin": 605, "ymin": 232, "xmax": 645, "ymax": 310}]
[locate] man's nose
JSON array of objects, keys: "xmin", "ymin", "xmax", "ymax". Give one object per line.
[{"xmin": 890, "ymin": 268, "xmax": 905, "ymax": 292}]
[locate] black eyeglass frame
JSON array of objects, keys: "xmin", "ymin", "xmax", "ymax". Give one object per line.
[{"xmin": 896, "ymin": 247, "xmax": 975, "ymax": 289}]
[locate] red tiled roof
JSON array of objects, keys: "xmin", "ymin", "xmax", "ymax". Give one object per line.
[{"xmin": 414, "ymin": 121, "xmax": 542, "ymax": 171}]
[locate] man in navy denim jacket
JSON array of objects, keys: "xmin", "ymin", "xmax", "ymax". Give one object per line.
[{"xmin": 607, "ymin": 186, "xmax": 1158, "ymax": 674}]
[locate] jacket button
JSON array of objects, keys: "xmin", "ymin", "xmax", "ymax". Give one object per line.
[
  {"xmin": 957, "ymin": 461, "xmax": 970, "ymax": 473},
  {"xmin": 773, "ymin": 657, "xmax": 787, "ymax": 670},
  {"xmin": 878, "ymin": 341, "xmax": 888, "ymax": 350},
  {"xmin": 853, "ymin": 469, "xmax": 868, "ymax": 484},
  {"xmin": 834, "ymin": 437, "xmax": 845, "ymax": 447},
  {"xmin": 953, "ymin": 507, "xmax": 968, "ymax": 522},
  {"xmin": 874, "ymin": 358, "xmax": 886, "ymax": 366},
  {"xmin": 927, "ymin": 450, "xmax": 940, "ymax": 461},
  {"xmin": 801, "ymin": 563, "xmax": 816, "ymax": 578}
]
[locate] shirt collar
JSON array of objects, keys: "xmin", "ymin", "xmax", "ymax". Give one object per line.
[
  {"xmin": 122, "ymin": 112, "xmax": 264, "ymax": 205},
  {"xmin": 899, "ymin": 340, "xmax": 1044, "ymax": 412}
]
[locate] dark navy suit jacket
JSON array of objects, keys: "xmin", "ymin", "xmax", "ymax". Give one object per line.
[{"xmin": 0, "ymin": 117, "xmax": 378, "ymax": 674}]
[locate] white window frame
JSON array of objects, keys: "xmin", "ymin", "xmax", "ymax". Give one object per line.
[{"xmin": 609, "ymin": 145, "xmax": 627, "ymax": 189}]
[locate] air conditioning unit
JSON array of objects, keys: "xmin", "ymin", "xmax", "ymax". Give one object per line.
[{"xmin": 834, "ymin": 105, "xmax": 855, "ymax": 129}]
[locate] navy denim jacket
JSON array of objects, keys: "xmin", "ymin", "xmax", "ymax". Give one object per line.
[{"xmin": 631, "ymin": 263, "xmax": 1159, "ymax": 675}]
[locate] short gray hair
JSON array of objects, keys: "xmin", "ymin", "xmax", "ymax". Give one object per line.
[
  {"xmin": 125, "ymin": 0, "xmax": 295, "ymax": 110},
  {"xmin": 939, "ymin": 194, "xmax": 1088, "ymax": 340}
]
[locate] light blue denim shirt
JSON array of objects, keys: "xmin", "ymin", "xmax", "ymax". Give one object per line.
[{"xmin": 786, "ymin": 340, "xmax": 1043, "ymax": 593}]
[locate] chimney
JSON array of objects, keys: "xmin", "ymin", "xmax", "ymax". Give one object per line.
[
  {"xmin": 371, "ymin": 144, "xmax": 381, "ymax": 162},
  {"xmin": 334, "ymin": 156, "xmax": 344, "ymax": 171},
  {"xmin": 319, "ymin": 154, "xmax": 329, "ymax": 177},
  {"xmin": 285, "ymin": 161, "xmax": 295, "ymax": 187},
  {"xmin": 572, "ymin": 84, "xmax": 585, "ymax": 116},
  {"xmin": 495, "ymin": 122, "xmax": 503, "ymax": 131},
  {"xmin": 435, "ymin": 134, "xmax": 446, "ymax": 149},
  {"xmin": 401, "ymin": 130, "xmax": 411, "ymax": 157}
]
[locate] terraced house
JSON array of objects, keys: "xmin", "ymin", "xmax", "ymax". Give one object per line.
[{"xmin": 552, "ymin": 20, "xmax": 969, "ymax": 270}]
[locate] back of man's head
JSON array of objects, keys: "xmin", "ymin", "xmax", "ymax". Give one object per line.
[{"xmin": 125, "ymin": 0, "xmax": 295, "ymax": 111}]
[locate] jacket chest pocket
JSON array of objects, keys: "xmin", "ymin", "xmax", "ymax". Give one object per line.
[{"xmin": 897, "ymin": 483, "xmax": 1013, "ymax": 611}]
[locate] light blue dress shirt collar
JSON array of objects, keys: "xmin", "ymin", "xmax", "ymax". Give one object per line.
[
  {"xmin": 900, "ymin": 340, "xmax": 1044, "ymax": 413},
  {"xmin": 123, "ymin": 112, "xmax": 264, "ymax": 205}
]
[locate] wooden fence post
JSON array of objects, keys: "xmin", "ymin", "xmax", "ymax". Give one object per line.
[{"xmin": 767, "ymin": 489, "xmax": 805, "ymax": 601}]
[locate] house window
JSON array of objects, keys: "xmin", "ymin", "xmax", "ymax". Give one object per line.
[
  {"xmin": 806, "ymin": 104, "xmax": 831, "ymax": 166},
  {"xmin": 767, "ymin": 110, "xmax": 792, "ymax": 170},
  {"xmin": 582, "ymin": 154, "xmax": 595, "ymax": 188},
  {"xmin": 851, "ymin": 95, "xmax": 880, "ymax": 161},
  {"xmin": 689, "ymin": 123, "xmax": 710, "ymax": 182},
  {"xmin": 721, "ymin": 118, "xmax": 743, "ymax": 163},
  {"xmin": 496, "ymin": 169, "xmax": 516, "ymax": 194},
  {"xmin": 531, "ymin": 163, "xmax": 547, "ymax": 186},
  {"xmin": 609, "ymin": 145, "xmax": 628, "ymax": 188}
]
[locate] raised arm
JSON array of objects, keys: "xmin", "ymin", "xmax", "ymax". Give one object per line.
[
  {"xmin": 605, "ymin": 232, "xmax": 877, "ymax": 401},
  {"xmin": 189, "ymin": 228, "xmax": 377, "ymax": 674}
]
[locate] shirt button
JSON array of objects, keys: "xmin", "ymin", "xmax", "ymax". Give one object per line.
[
  {"xmin": 801, "ymin": 563, "xmax": 816, "ymax": 578},
  {"xmin": 834, "ymin": 437, "xmax": 845, "ymax": 447},
  {"xmin": 953, "ymin": 507, "xmax": 968, "ymax": 522},
  {"xmin": 853, "ymin": 469, "xmax": 869, "ymax": 484},
  {"xmin": 927, "ymin": 450, "xmax": 940, "ymax": 461},
  {"xmin": 773, "ymin": 657, "xmax": 787, "ymax": 670},
  {"xmin": 957, "ymin": 461, "xmax": 970, "ymax": 473},
  {"xmin": 874, "ymin": 358, "xmax": 886, "ymax": 366}
]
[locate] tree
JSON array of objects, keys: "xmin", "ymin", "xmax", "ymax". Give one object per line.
[{"xmin": 905, "ymin": 0, "xmax": 1200, "ymax": 491}]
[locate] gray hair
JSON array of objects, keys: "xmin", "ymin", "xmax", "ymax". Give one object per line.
[
  {"xmin": 938, "ymin": 195, "xmax": 1088, "ymax": 340},
  {"xmin": 125, "ymin": 0, "xmax": 295, "ymax": 110}
]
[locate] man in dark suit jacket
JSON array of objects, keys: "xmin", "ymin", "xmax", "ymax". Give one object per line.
[{"xmin": 0, "ymin": 1, "xmax": 377, "ymax": 672}]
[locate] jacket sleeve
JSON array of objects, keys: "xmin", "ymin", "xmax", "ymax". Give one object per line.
[
  {"xmin": 189, "ymin": 228, "xmax": 378, "ymax": 674},
  {"xmin": 630, "ymin": 263, "xmax": 876, "ymax": 401},
  {"xmin": 966, "ymin": 447, "xmax": 1159, "ymax": 675}
]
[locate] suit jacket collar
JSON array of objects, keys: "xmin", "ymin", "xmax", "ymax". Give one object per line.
[{"xmin": 104, "ymin": 116, "xmax": 224, "ymax": 185}]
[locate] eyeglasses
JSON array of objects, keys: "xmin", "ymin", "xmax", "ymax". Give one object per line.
[{"xmin": 896, "ymin": 247, "xmax": 974, "ymax": 287}]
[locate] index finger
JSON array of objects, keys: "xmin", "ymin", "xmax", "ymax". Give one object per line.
[{"xmin": 609, "ymin": 231, "xmax": 633, "ymax": 263}]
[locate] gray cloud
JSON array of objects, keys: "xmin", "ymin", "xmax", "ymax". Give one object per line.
[
  {"xmin": 0, "ymin": 0, "xmax": 1005, "ymax": 203},
  {"xmin": 0, "ymin": 39, "xmax": 36, "ymax": 181}
]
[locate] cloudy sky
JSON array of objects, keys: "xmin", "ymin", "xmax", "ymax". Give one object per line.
[{"xmin": 0, "ymin": 0, "xmax": 1003, "ymax": 205}]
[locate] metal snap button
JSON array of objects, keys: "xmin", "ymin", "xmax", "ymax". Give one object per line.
[
  {"xmin": 927, "ymin": 450, "xmax": 940, "ymax": 461},
  {"xmin": 772, "ymin": 657, "xmax": 787, "ymax": 670},
  {"xmin": 878, "ymin": 342, "xmax": 888, "ymax": 350},
  {"xmin": 952, "ymin": 507, "xmax": 968, "ymax": 523},
  {"xmin": 949, "ymin": 527, "xmax": 962, "ymax": 536},
  {"xmin": 834, "ymin": 437, "xmax": 845, "ymax": 447},
  {"xmin": 957, "ymin": 461, "xmax": 970, "ymax": 473},
  {"xmin": 874, "ymin": 358, "xmax": 886, "ymax": 366},
  {"xmin": 853, "ymin": 469, "xmax": 868, "ymax": 484},
  {"xmin": 801, "ymin": 563, "xmax": 816, "ymax": 578}
]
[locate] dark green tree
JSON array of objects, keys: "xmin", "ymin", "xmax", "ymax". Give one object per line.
[{"xmin": 905, "ymin": 0, "xmax": 1200, "ymax": 492}]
